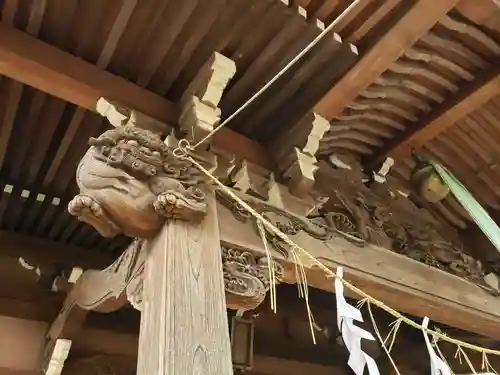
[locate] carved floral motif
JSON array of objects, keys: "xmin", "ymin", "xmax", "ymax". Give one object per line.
[{"xmin": 68, "ymin": 126, "xmax": 207, "ymax": 238}]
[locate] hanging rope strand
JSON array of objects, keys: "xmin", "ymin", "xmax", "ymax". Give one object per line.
[{"xmin": 191, "ymin": 0, "xmax": 362, "ymax": 149}]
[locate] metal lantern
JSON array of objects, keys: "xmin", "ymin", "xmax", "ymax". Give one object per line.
[{"xmin": 230, "ymin": 315, "xmax": 255, "ymax": 372}]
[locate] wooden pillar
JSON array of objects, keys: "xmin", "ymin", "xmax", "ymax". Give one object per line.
[
  {"xmin": 65, "ymin": 52, "xmax": 241, "ymax": 375},
  {"xmin": 137, "ymin": 192, "xmax": 232, "ymax": 374}
]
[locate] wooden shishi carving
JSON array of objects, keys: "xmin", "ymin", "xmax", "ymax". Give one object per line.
[
  {"xmin": 68, "ymin": 125, "xmax": 206, "ymax": 238},
  {"xmin": 67, "ymin": 125, "xmax": 284, "ymax": 313}
]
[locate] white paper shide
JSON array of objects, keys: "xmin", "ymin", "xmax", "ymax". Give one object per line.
[
  {"xmin": 422, "ymin": 317, "xmax": 452, "ymax": 375},
  {"xmin": 335, "ymin": 267, "xmax": 380, "ymax": 375}
]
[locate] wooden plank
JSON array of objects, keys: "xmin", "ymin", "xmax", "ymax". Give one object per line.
[
  {"xmin": 0, "ymin": 230, "xmax": 112, "ymax": 269},
  {"xmin": 0, "ymin": 24, "xmax": 271, "ymax": 169},
  {"xmin": 0, "ymin": 1, "xmax": 47, "ymax": 170},
  {"xmin": 216, "ymin": 196, "xmax": 500, "ymax": 340},
  {"xmin": 370, "ymin": 67, "xmax": 500, "ymax": 164},
  {"xmin": 42, "ymin": 0, "xmax": 138, "ymax": 187},
  {"xmin": 456, "ymin": 0, "xmax": 500, "ymax": 25},
  {"xmin": 313, "ymin": 0, "xmax": 459, "ymax": 120},
  {"xmin": 137, "ymin": 192, "xmax": 232, "ymax": 375}
]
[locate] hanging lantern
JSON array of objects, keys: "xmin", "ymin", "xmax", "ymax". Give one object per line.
[
  {"xmin": 231, "ymin": 314, "xmax": 255, "ymax": 372},
  {"xmin": 410, "ymin": 154, "xmax": 450, "ymax": 203}
]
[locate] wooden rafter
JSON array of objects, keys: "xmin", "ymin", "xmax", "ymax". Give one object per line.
[
  {"xmin": 0, "ymin": 24, "xmax": 271, "ymax": 169},
  {"xmin": 42, "ymin": 0, "xmax": 138, "ymax": 187},
  {"xmin": 370, "ymin": 66, "xmax": 500, "ymax": 165},
  {"xmin": 313, "ymin": 0, "xmax": 460, "ymax": 120},
  {"xmin": 0, "ymin": 1, "xmax": 47, "ymax": 170}
]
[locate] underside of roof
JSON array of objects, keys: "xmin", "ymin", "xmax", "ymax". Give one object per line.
[{"xmin": 0, "ymin": 0, "xmax": 500, "ymax": 268}]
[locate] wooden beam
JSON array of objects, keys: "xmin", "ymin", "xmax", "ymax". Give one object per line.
[
  {"xmin": 370, "ymin": 67, "xmax": 500, "ymax": 164},
  {"xmin": 313, "ymin": 0, "xmax": 459, "ymax": 120},
  {"xmin": 216, "ymin": 193, "xmax": 500, "ymax": 340},
  {"xmin": 0, "ymin": 24, "xmax": 271, "ymax": 169},
  {"xmin": 455, "ymin": 0, "xmax": 500, "ymax": 24},
  {"xmin": 0, "ymin": 316, "xmax": 344, "ymax": 375},
  {"xmin": 3, "ymin": 189, "xmax": 500, "ymax": 340},
  {"xmin": 0, "ymin": 230, "xmax": 112, "ymax": 269}
]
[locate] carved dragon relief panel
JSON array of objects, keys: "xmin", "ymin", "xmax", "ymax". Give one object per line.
[{"xmin": 216, "ymin": 155, "xmax": 499, "ymax": 295}]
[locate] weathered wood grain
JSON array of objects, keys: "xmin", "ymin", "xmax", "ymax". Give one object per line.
[{"xmin": 137, "ymin": 192, "xmax": 232, "ymax": 375}]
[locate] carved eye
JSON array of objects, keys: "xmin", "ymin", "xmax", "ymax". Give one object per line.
[
  {"xmin": 140, "ymin": 147, "xmax": 150, "ymax": 154},
  {"xmin": 127, "ymin": 140, "xmax": 138, "ymax": 147},
  {"xmin": 148, "ymin": 167, "xmax": 157, "ymax": 176},
  {"xmin": 132, "ymin": 161, "xmax": 140, "ymax": 169}
]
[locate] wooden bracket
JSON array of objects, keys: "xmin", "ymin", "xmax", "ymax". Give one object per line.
[
  {"xmin": 179, "ymin": 52, "xmax": 236, "ymax": 146},
  {"xmin": 229, "ymin": 160, "xmax": 270, "ymax": 200},
  {"xmin": 283, "ymin": 148, "xmax": 319, "ymax": 197},
  {"xmin": 180, "ymin": 52, "xmax": 237, "ymax": 109},
  {"xmin": 41, "ymin": 338, "xmax": 72, "ymax": 375},
  {"xmin": 267, "ymin": 173, "xmax": 318, "ymax": 217},
  {"xmin": 178, "ymin": 96, "xmax": 221, "ymax": 146},
  {"xmin": 96, "ymin": 97, "xmax": 172, "ymax": 134},
  {"xmin": 210, "ymin": 146, "xmax": 236, "ymax": 183},
  {"xmin": 270, "ymin": 112, "xmax": 330, "ymax": 197}
]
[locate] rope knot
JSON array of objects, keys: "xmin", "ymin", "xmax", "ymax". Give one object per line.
[{"xmin": 173, "ymin": 139, "xmax": 193, "ymax": 159}]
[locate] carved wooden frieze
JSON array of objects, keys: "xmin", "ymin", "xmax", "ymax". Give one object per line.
[
  {"xmin": 216, "ymin": 155, "xmax": 499, "ymax": 295},
  {"xmin": 68, "ymin": 125, "xmax": 207, "ymax": 238}
]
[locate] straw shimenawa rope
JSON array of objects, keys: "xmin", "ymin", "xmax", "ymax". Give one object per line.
[
  {"xmin": 164, "ymin": 0, "xmax": 499, "ymax": 368},
  {"xmin": 173, "ymin": 141, "xmax": 500, "ymax": 358}
]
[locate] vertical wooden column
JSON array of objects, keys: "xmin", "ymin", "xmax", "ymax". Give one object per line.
[
  {"xmin": 137, "ymin": 191, "xmax": 232, "ymax": 375},
  {"xmin": 67, "ymin": 51, "xmax": 238, "ymax": 375}
]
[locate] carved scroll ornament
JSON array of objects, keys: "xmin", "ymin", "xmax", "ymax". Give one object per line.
[
  {"xmin": 68, "ymin": 126, "xmax": 207, "ymax": 238},
  {"xmin": 223, "ymin": 246, "xmax": 283, "ymax": 311},
  {"xmin": 64, "ymin": 241, "xmax": 282, "ymax": 313}
]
